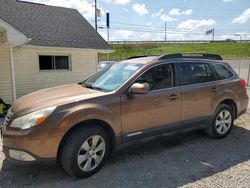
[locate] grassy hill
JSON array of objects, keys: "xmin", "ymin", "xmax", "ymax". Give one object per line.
[{"xmin": 99, "ymin": 42, "xmax": 250, "ymax": 61}]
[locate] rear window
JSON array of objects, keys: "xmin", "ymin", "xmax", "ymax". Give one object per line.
[{"xmin": 212, "ymin": 64, "xmax": 234, "ymax": 80}]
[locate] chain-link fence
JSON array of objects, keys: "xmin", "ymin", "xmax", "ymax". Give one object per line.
[{"xmin": 225, "ymin": 58, "xmax": 250, "ymax": 86}]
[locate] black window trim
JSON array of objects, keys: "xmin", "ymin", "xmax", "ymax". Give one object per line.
[
  {"xmin": 206, "ymin": 62, "xmax": 218, "ymax": 81},
  {"xmin": 38, "ymin": 55, "xmax": 72, "ymax": 71}
]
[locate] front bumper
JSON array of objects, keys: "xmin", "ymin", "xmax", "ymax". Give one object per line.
[
  {"xmin": 1, "ymin": 122, "xmax": 59, "ymax": 160},
  {"xmin": 2, "ymin": 146, "xmax": 55, "ymax": 165}
]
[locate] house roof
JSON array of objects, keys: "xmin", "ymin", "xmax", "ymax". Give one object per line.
[{"xmin": 0, "ymin": 0, "xmax": 110, "ymax": 50}]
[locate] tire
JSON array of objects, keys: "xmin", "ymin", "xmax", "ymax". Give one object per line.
[
  {"xmin": 206, "ymin": 104, "xmax": 234, "ymax": 138},
  {"xmin": 61, "ymin": 126, "xmax": 110, "ymax": 178}
]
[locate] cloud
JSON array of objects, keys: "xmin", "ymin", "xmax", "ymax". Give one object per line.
[
  {"xmin": 105, "ymin": 0, "xmax": 130, "ymax": 5},
  {"xmin": 98, "ymin": 31, "xmax": 107, "ymax": 41},
  {"xmin": 146, "ymin": 22, "xmax": 152, "ymax": 26},
  {"xmin": 151, "ymin": 8, "xmax": 164, "ymax": 18},
  {"xmin": 169, "ymin": 8, "xmax": 192, "ymax": 16},
  {"xmin": 150, "ymin": 32, "xmax": 189, "ymax": 41},
  {"xmin": 24, "ymin": 0, "xmax": 97, "ymax": 19},
  {"xmin": 160, "ymin": 14, "xmax": 175, "ymax": 22},
  {"xmin": 219, "ymin": 32, "xmax": 250, "ymax": 40},
  {"xmin": 177, "ymin": 19, "xmax": 216, "ymax": 30},
  {"xmin": 234, "ymin": 32, "xmax": 250, "ymax": 39},
  {"xmin": 155, "ymin": 31, "xmax": 209, "ymax": 41},
  {"xmin": 123, "ymin": 8, "xmax": 129, "ymax": 12},
  {"xmin": 115, "ymin": 30, "xmax": 135, "ymax": 40},
  {"xmin": 223, "ymin": 0, "xmax": 233, "ymax": 2},
  {"xmin": 232, "ymin": 8, "xmax": 250, "ymax": 24},
  {"xmin": 140, "ymin": 33, "xmax": 151, "ymax": 40},
  {"xmin": 151, "ymin": 8, "xmax": 190, "ymax": 23},
  {"xmin": 132, "ymin": 3, "xmax": 148, "ymax": 16},
  {"xmin": 168, "ymin": 19, "xmax": 217, "ymax": 40}
]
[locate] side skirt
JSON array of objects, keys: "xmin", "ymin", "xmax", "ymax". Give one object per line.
[{"xmin": 115, "ymin": 116, "xmax": 212, "ymax": 149}]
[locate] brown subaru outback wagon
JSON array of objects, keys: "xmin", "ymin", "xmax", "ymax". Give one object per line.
[{"xmin": 1, "ymin": 53, "xmax": 249, "ymax": 178}]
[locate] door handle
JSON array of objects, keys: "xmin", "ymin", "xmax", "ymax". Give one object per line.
[
  {"xmin": 211, "ymin": 87, "xmax": 217, "ymax": 93},
  {"xmin": 168, "ymin": 94, "xmax": 179, "ymax": 100}
]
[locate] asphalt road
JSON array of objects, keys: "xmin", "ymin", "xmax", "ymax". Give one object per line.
[{"xmin": 0, "ymin": 111, "xmax": 250, "ymax": 188}]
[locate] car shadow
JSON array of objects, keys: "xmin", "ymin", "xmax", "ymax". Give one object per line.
[{"xmin": 1, "ymin": 123, "xmax": 250, "ymax": 188}]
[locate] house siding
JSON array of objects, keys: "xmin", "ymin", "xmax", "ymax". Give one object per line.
[
  {"xmin": 13, "ymin": 47, "xmax": 97, "ymax": 99},
  {"xmin": 0, "ymin": 43, "xmax": 13, "ymax": 103}
]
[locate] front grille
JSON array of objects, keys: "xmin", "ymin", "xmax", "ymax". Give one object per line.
[{"xmin": 3, "ymin": 108, "xmax": 14, "ymax": 129}]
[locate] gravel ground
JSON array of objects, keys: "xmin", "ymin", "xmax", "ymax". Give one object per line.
[{"xmin": 0, "ymin": 111, "xmax": 250, "ymax": 188}]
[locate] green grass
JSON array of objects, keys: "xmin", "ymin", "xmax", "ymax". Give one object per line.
[{"xmin": 99, "ymin": 42, "xmax": 250, "ymax": 61}]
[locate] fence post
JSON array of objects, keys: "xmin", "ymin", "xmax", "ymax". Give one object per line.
[
  {"xmin": 238, "ymin": 60, "xmax": 241, "ymax": 76},
  {"xmin": 247, "ymin": 63, "xmax": 250, "ymax": 87}
]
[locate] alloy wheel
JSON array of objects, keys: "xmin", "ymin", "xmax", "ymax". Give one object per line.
[
  {"xmin": 215, "ymin": 110, "xmax": 232, "ymax": 134},
  {"xmin": 77, "ymin": 135, "xmax": 106, "ymax": 172}
]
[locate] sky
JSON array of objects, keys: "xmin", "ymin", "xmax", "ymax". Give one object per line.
[{"xmin": 25, "ymin": 0, "xmax": 250, "ymax": 41}]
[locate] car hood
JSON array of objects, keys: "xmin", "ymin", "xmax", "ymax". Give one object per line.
[{"xmin": 12, "ymin": 84, "xmax": 106, "ymax": 116}]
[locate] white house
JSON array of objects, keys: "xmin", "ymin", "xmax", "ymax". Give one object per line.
[{"xmin": 0, "ymin": 0, "xmax": 111, "ymax": 103}]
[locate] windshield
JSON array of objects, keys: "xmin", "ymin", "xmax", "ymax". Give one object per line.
[{"xmin": 83, "ymin": 63, "xmax": 144, "ymax": 91}]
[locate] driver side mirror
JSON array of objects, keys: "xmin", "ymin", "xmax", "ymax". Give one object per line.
[{"xmin": 130, "ymin": 83, "xmax": 149, "ymax": 94}]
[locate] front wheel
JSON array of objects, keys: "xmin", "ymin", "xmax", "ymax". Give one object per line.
[
  {"xmin": 61, "ymin": 126, "xmax": 110, "ymax": 178},
  {"xmin": 206, "ymin": 104, "xmax": 234, "ymax": 138}
]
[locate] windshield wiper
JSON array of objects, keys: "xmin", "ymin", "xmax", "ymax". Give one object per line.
[
  {"xmin": 82, "ymin": 83, "xmax": 103, "ymax": 91},
  {"xmin": 92, "ymin": 86, "xmax": 104, "ymax": 91},
  {"xmin": 82, "ymin": 82, "xmax": 91, "ymax": 88}
]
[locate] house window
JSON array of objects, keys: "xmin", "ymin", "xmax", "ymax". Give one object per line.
[{"xmin": 39, "ymin": 55, "xmax": 70, "ymax": 70}]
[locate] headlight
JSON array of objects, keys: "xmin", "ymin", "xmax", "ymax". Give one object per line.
[{"xmin": 10, "ymin": 106, "xmax": 57, "ymax": 130}]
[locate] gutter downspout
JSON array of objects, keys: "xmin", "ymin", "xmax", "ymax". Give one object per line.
[{"xmin": 9, "ymin": 44, "xmax": 16, "ymax": 101}]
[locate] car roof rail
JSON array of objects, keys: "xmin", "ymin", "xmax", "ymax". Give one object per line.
[
  {"xmin": 157, "ymin": 53, "xmax": 223, "ymax": 61},
  {"xmin": 126, "ymin": 55, "xmax": 150, "ymax": 60}
]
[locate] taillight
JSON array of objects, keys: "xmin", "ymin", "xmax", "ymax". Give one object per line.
[{"xmin": 240, "ymin": 79, "xmax": 246, "ymax": 88}]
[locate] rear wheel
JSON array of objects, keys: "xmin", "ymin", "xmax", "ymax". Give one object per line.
[
  {"xmin": 61, "ymin": 126, "xmax": 110, "ymax": 178},
  {"xmin": 206, "ymin": 104, "xmax": 234, "ymax": 138}
]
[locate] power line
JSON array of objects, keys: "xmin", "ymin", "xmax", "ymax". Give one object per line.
[
  {"xmin": 95, "ymin": 18, "xmax": 249, "ymax": 31},
  {"xmin": 109, "ymin": 27, "xmax": 245, "ymax": 36},
  {"xmin": 104, "ymin": 23, "xmax": 250, "ymax": 33},
  {"xmin": 91, "ymin": 20, "xmax": 250, "ymax": 32}
]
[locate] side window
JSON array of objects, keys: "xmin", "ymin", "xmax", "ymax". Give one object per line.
[
  {"xmin": 135, "ymin": 64, "xmax": 174, "ymax": 91},
  {"xmin": 39, "ymin": 55, "xmax": 70, "ymax": 70},
  {"xmin": 179, "ymin": 63, "xmax": 216, "ymax": 86},
  {"xmin": 212, "ymin": 63, "xmax": 234, "ymax": 80}
]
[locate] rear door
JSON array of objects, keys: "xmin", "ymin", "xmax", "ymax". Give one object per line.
[{"xmin": 177, "ymin": 61, "xmax": 220, "ymax": 124}]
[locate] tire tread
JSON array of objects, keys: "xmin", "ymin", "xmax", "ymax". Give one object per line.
[
  {"xmin": 206, "ymin": 104, "xmax": 234, "ymax": 138},
  {"xmin": 61, "ymin": 125, "xmax": 109, "ymax": 178}
]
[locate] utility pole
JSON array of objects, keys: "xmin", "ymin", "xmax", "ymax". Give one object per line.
[
  {"xmin": 234, "ymin": 34, "xmax": 242, "ymax": 76},
  {"xmin": 106, "ymin": 13, "xmax": 110, "ymax": 60},
  {"xmin": 107, "ymin": 13, "xmax": 110, "ymax": 43},
  {"xmin": 206, "ymin": 28, "xmax": 214, "ymax": 41},
  {"xmin": 212, "ymin": 29, "xmax": 215, "ymax": 41},
  {"xmin": 95, "ymin": 0, "xmax": 97, "ymax": 31},
  {"xmin": 164, "ymin": 21, "xmax": 167, "ymax": 42}
]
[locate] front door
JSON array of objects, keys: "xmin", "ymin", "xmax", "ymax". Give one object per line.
[{"xmin": 121, "ymin": 63, "xmax": 181, "ymax": 140}]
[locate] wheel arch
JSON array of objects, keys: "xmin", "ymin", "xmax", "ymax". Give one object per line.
[
  {"xmin": 218, "ymin": 99, "xmax": 237, "ymax": 119},
  {"xmin": 56, "ymin": 119, "xmax": 116, "ymax": 163}
]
